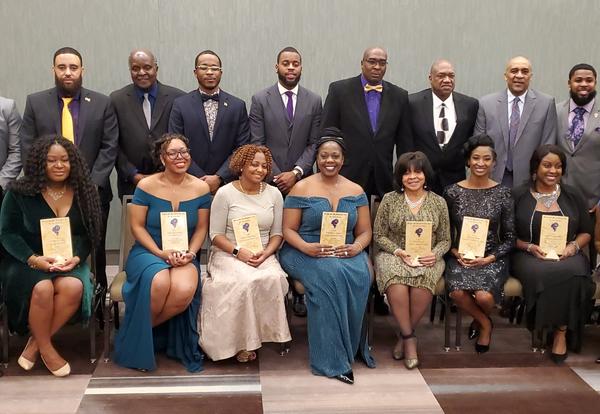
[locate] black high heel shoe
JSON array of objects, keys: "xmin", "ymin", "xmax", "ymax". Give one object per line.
[
  {"xmin": 550, "ymin": 327, "xmax": 568, "ymax": 364},
  {"xmin": 468, "ymin": 320, "xmax": 480, "ymax": 340},
  {"xmin": 334, "ymin": 370, "xmax": 354, "ymax": 385},
  {"xmin": 475, "ymin": 317, "xmax": 493, "ymax": 354}
]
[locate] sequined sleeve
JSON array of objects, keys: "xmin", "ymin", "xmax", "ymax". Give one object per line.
[{"xmin": 490, "ymin": 187, "xmax": 516, "ymax": 258}]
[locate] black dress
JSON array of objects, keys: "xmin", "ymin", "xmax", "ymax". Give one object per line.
[
  {"xmin": 443, "ymin": 184, "xmax": 515, "ymax": 302},
  {"xmin": 511, "ymin": 184, "xmax": 594, "ymax": 352}
]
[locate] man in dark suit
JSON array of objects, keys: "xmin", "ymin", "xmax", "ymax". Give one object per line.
[
  {"xmin": 321, "ymin": 47, "xmax": 413, "ymax": 199},
  {"xmin": 111, "ymin": 49, "xmax": 184, "ymax": 198},
  {"xmin": 249, "ymin": 46, "xmax": 322, "ymax": 316},
  {"xmin": 20, "ymin": 47, "xmax": 118, "ymax": 289},
  {"xmin": 409, "ymin": 59, "xmax": 479, "ymax": 194},
  {"xmin": 0, "ymin": 95, "xmax": 22, "ymax": 200},
  {"xmin": 169, "ymin": 50, "xmax": 249, "ymax": 193}
]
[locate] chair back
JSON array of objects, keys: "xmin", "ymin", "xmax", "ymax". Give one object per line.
[{"xmin": 118, "ymin": 195, "xmax": 135, "ymax": 272}]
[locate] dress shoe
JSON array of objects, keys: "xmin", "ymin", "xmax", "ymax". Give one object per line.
[
  {"xmin": 334, "ymin": 370, "xmax": 354, "ymax": 385},
  {"xmin": 392, "ymin": 339, "xmax": 404, "ymax": 360},
  {"xmin": 475, "ymin": 317, "xmax": 493, "ymax": 354},
  {"xmin": 18, "ymin": 337, "xmax": 37, "ymax": 371},
  {"xmin": 292, "ymin": 294, "xmax": 307, "ymax": 317},
  {"xmin": 401, "ymin": 331, "xmax": 419, "ymax": 369},
  {"xmin": 468, "ymin": 320, "xmax": 480, "ymax": 340},
  {"xmin": 41, "ymin": 354, "xmax": 71, "ymax": 377},
  {"xmin": 595, "ymin": 356, "xmax": 600, "ymax": 364},
  {"xmin": 550, "ymin": 352, "xmax": 568, "ymax": 364}
]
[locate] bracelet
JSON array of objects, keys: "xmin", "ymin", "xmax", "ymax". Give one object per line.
[
  {"xmin": 354, "ymin": 240, "xmax": 364, "ymax": 251},
  {"xmin": 569, "ymin": 240, "xmax": 580, "ymax": 252},
  {"xmin": 28, "ymin": 254, "xmax": 39, "ymax": 269},
  {"xmin": 186, "ymin": 250, "xmax": 197, "ymax": 259},
  {"xmin": 526, "ymin": 243, "xmax": 533, "ymax": 253}
]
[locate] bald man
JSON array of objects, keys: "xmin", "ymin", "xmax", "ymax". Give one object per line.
[
  {"xmin": 110, "ymin": 49, "xmax": 184, "ymax": 198},
  {"xmin": 322, "ymin": 47, "xmax": 413, "ymax": 199},
  {"xmin": 409, "ymin": 59, "xmax": 479, "ymax": 194},
  {"xmin": 474, "ymin": 56, "xmax": 557, "ymax": 187}
]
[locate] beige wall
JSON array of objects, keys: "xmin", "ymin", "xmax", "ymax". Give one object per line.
[{"xmin": 1, "ymin": 0, "xmax": 598, "ymax": 247}]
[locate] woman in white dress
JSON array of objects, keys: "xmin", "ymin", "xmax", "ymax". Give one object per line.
[{"xmin": 199, "ymin": 144, "xmax": 291, "ymax": 362}]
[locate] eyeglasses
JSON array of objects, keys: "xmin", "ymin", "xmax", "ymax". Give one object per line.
[
  {"xmin": 195, "ymin": 65, "xmax": 222, "ymax": 72},
  {"xmin": 164, "ymin": 149, "xmax": 191, "ymax": 160},
  {"xmin": 364, "ymin": 59, "xmax": 388, "ymax": 67}
]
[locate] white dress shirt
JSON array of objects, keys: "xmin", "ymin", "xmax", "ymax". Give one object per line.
[
  {"xmin": 432, "ymin": 92, "xmax": 457, "ymax": 146},
  {"xmin": 507, "ymin": 89, "xmax": 527, "ymax": 128},
  {"xmin": 278, "ymin": 83, "xmax": 298, "ymax": 114}
]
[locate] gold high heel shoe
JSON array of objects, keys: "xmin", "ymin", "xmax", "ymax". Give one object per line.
[
  {"xmin": 402, "ymin": 331, "xmax": 420, "ymax": 370},
  {"xmin": 18, "ymin": 337, "xmax": 37, "ymax": 371},
  {"xmin": 40, "ymin": 354, "xmax": 71, "ymax": 377}
]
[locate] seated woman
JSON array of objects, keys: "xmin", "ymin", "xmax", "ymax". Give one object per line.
[
  {"xmin": 199, "ymin": 144, "xmax": 291, "ymax": 362},
  {"xmin": 279, "ymin": 128, "xmax": 375, "ymax": 385},
  {"xmin": 0, "ymin": 135, "xmax": 101, "ymax": 377},
  {"xmin": 374, "ymin": 152, "xmax": 450, "ymax": 369},
  {"xmin": 114, "ymin": 133, "xmax": 211, "ymax": 372},
  {"xmin": 511, "ymin": 144, "xmax": 594, "ymax": 363},
  {"xmin": 444, "ymin": 134, "xmax": 515, "ymax": 353}
]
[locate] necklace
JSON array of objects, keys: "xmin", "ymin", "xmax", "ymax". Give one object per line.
[
  {"xmin": 239, "ymin": 180, "xmax": 264, "ymax": 195},
  {"xmin": 404, "ymin": 192, "xmax": 425, "ymax": 209},
  {"xmin": 46, "ymin": 186, "xmax": 67, "ymax": 201},
  {"xmin": 532, "ymin": 184, "xmax": 560, "ymax": 209}
]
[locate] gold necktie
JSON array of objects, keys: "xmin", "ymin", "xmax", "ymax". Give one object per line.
[
  {"xmin": 364, "ymin": 84, "xmax": 383, "ymax": 93},
  {"xmin": 61, "ymin": 97, "xmax": 74, "ymax": 142}
]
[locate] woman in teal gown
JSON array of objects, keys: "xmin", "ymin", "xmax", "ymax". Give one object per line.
[
  {"xmin": 279, "ymin": 130, "xmax": 375, "ymax": 385},
  {"xmin": 114, "ymin": 134, "xmax": 211, "ymax": 372}
]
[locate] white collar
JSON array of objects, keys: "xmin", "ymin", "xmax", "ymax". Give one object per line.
[
  {"xmin": 432, "ymin": 91, "xmax": 454, "ymax": 108},
  {"xmin": 278, "ymin": 83, "xmax": 299, "ymax": 96},
  {"xmin": 507, "ymin": 89, "xmax": 527, "ymax": 103}
]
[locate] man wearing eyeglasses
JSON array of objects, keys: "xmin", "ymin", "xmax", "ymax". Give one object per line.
[
  {"xmin": 111, "ymin": 49, "xmax": 184, "ymax": 199},
  {"xmin": 169, "ymin": 50, "xmax": 250, "ymax": 193},
  {"xmin": 321, "ymin": 47, "xmax": 413, "ymax": 200},
  {"xmin": 409, "ymin": 59, "xmax": 479, "ymax": 194}
]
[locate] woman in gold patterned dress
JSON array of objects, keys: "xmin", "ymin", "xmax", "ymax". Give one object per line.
[{"xmin": 373, "ymin": 152, "xmax": 451, "ymax": 369}]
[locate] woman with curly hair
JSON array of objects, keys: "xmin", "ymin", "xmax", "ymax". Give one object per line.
[
  {"xmin": 114, "ymin": 133, "xmax": 211, "ymax": 372},
  {"xmin": 0, "ymin": 135, "xmax": 101, "ymax": 377},
  {"xmin": 199, "ymin": 144, "xmax": 290, "ymax": 362}
]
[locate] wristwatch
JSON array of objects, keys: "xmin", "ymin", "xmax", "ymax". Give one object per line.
[
  {"xmin": 232, "ymin": 246, "xmax": 240, "ymax": 257},
  {"xmin": 292, "ymin": 167, "xmax": 303, "ymax": 180}
]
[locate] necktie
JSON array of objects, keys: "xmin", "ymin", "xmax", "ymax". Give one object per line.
[
  {"xmin": 507, "ymin": 97, "xmax": 521, "ymax": 171},
  {"xmin": 364, "ymin": 84, "xmax": 383, "ymax": 93},
  {"xmin": 61, "ymin": 97, "xmax": 74, "ymax": 142},
  {"xmin": 569, "ymin": 106, "xmax": 586, "ymax": 148},
  {"xmin": 201, "ymin": 93, "xmax": 219, "ymax": 102},
  {"xmin": 437, "ymin": 104, "xmax": 449, "ymax": 145},
  {"xmin": 285, "ymin": 91, "xmax": 294, "ymax": 122},
  {"xmin": 142, "ymin": 93, "xmax": 151, "ymax": 129}
]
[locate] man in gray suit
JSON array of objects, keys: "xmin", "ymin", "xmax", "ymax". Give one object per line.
[
  {"xmin": 249, "ymin": 46, "xmax": 322, "ymax": 194},
  {"xmin": 556, "ymin": 63, "xmax": 599, "ymax": 211},
  {"xmin": 475, "ymin": 56, "xmax": 557, "ymax": 187},
  {"xmin": 249, "ymin": 46, "xmax": 322, "ymax": 316},
  {"xmin": 111, "ymin": 49, "xmax": 184, "ymax": 198},
  {"xmin": 0, "ymin": 96, "xmax": 22, "ymax": 199}
]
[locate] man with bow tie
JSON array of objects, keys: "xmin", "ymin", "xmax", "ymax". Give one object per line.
[
  {"xmin": 169, "ymin": 50, "xmax": 250, "ymax": 193},
  {"xmin": 321, "ymin": 47, "xmax": 413, "ymax": 200}
]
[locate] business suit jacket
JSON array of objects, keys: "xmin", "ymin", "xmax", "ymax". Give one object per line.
[
  {"xmin": 249, "ymin": 84, "xmax": 322, "ymax": 178},
  {"xmin": 474, "ymin": 88, "xmax": 557, "ymax": 187},
  {"xmin": 0, "ymin": 97, "xmax": 22, "ymax": 190},
  {"xmin": 20, "ymin": 87, "xmax": 119, "ymax": 198},
  {"xmin": 321, "ymin": 75, "xmax": 413, "ymax": 197},
  {"xmin": 110, "ymin": 82, "xmax": 185, "ymax": 197},
  {"xmin": 169, "ymin": 89, "xmax": 250, "ymax": 182},
  {"xmin": 409, "ymin": 89, "xmax": 479, "ymax": 193},
  {"xmin": 556, "ymin": 99, "xmax": 600, "ymax": 208}
]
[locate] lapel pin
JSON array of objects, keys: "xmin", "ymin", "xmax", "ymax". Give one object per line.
[
  {"xmin": 594, "ymin": 112, "xmax": 598, "ymax": 118},
  {"xmin": 85, "ymin": 97, "xmax": 91, "ymax": 102},
  {"xmin": 224, "ymin": 102, "xmax": 228, "ymax": 107}
]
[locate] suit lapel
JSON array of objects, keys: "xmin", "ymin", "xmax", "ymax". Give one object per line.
[
  {"xmin": 291, "ymin": 87, "xmax": 310, "ymax": 146},
  {"xmin": 447, "ymin": 94, "xmax": 465, "ymax": 147},
  {"xmin": 48, "ymin": 89, "xmax": 61, "ymax": 134},
  {"xmin": 557, "ymin": 100, "xmax": 570, "ymax": 148},
  {"xmin": 421, "ymin": 91, "xmax": 439, "ymax": 149},
  {"xmin": 212, "ymin": 90, "xmax": 228, "ymax": 140},
  {"xmin": 351, "ymin": 76, "xmax": 373, "ymax": 137},
  {"xmin": 192, "ymin": 91, "xmax": 210, "ymax": 141},
  {"xmin": 515, "ymin": 90, "xmax": 536, "ymax": 144},
  {"xmin": 496, "ymin": 93, "xmax": 510, "ymax": 151},
  {"xmin": 150, "ymin": 82, "xmax": 169, "ymax": 131},
  {"xmin": 266, "ymin": 85, "xmax": 291, "ymax": 141},
  {"xmin": 77, "ymin": 88, "xmax": 91, "ymax": 146},
  {"xmin": 375, "ymin": 81, "xmax": 391, "ymax": 136},
  {"xmin": 576, "ymin": 101, "xmax": 600, "ymax": 154},
  {"xmin": 126, "ymin": 86, "xmax": 149, "ymax": 132}
]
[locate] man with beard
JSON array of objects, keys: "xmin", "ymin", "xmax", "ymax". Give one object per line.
[
  {"xmin": 474, "ymin": 56, "xmax": 557, "ymax": 187},
  {"xmin": 556, "ymin": 63, "xmax": 600, "ymax": 211},
  {"xmin": 20, "ymin": 46, "xmax": 118, "ymax": 290},
  {"xmin": 409, "ymin": 59, "xmax": 479, "ymax": 194},
  {"xmin": 111, "ymin": 49, "xmax": 184, "ymax": 198},
  {"xmin": 249, "ymin": 46, "xmax": 322, "ymax": 317},
  {"xmin": 169, "ymin": 50, "xmax": 249, "ymax": 193}
]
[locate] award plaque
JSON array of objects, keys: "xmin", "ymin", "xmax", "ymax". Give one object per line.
[
  {"xmin": 458, "ymin": 216, "xmax": 489, "ymax": 259},
  {"xmin": 320, "ymin": 212, "xmax": 349, "ymax": 247},
  {"xmin": 40, "ymin": 217, "xmax": 73, "ymax": 264},
  {"xmin": 405, "ymin": 221, "xmax": 433, "ymax": 266},
  {"xmin": 160, "ymin": 211, "xmax": 189, "ymax": 252},
  {"xmin": 232, "ymin": 214, "xmax": 263, "ymax": 254},
  {"xmin": 539, "ymin": 215, "xmax": 569, "ymax": 260}
]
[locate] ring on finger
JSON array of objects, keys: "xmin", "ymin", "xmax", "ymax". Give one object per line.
[
  {"xmin": 321, "ymin": 247, "xmax": 324, "ymax": 253},
  {"xmin": 344, "ymin": 251, "xmax": 348, "ymax": 257}
]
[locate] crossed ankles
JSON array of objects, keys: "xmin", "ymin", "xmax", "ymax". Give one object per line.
[{"xmin": 18, "ymin": 337, "xmax": 38, "ymax": 371}]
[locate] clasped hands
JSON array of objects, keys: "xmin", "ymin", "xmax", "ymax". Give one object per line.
[
  {"xmin": 29, "ymin": 255, "xmax": 80, "ymax": 272},
  {"xmin": 162, "ymin": 250, "xmax": 195, "ymax": 267},
  {"xmin": 305, "ymin": 243, "xmax": 362, "ymax": 258},
  {"xmin": 526, "ymin": 243, "xmax": 577, "ymax": 261},
  {"xmin": 394, "ymin": 248, "xmax": 436, "ymax": 267},
  {"xmin": 234, "ymin": 248, "xmax": 268, "ymax": 268}
]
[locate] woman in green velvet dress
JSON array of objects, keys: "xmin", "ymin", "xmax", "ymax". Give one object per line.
[{"xmin": 0, "ymin": 136, "xmax": 101, "ymax": 377}]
